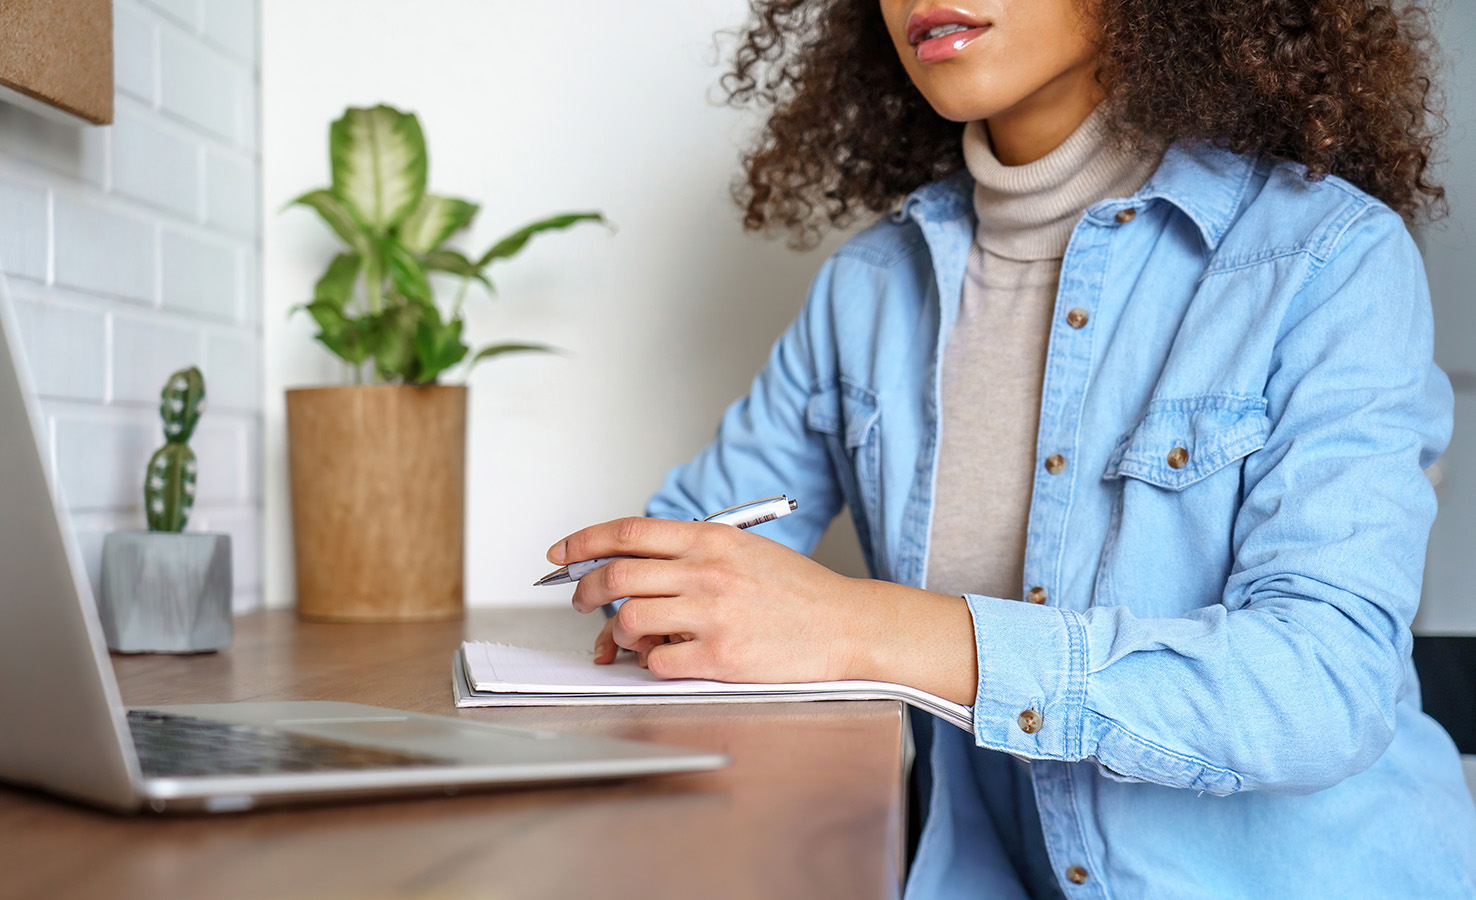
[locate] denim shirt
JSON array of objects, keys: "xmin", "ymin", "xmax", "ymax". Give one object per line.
[{"xmin": 645, "ymin": 143, "xmax": 1476, "ymax": 898}]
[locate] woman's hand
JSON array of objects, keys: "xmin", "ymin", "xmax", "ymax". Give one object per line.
[
  {"xmin": 591, "ymin": 618, "xmax": 669, "ymax": 668},
  {"xmin": 552, "ymin": 516, "xmax": 863, "ymax": 683},
  {"xmin": 593, "ymin": 618, "xmax": 620, "ymax": 665},
  {"xmin": 552, "ymin": 516, "xmax": 981, "ymax": 705}
]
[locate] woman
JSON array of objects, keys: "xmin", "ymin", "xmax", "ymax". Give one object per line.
[{"xmin": 551, "ymin": 0, "xmax": 1476, "ymax": 895}]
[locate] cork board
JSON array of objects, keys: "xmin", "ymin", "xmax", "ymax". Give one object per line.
[{"xmin": 0, "ymin": 0, "xmax": 113, "ymax": 125}]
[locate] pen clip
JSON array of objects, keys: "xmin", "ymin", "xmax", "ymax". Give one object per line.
[{"xmin": 698, "ymin": 495, "xmax": 788, "ymax": 523}]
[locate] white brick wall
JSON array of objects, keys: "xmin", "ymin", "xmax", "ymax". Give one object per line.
[{"xmin": 1, "ymin": 0, "xmax": 263, "ymax": 614}]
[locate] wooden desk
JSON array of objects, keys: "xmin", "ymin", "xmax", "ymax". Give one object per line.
[{"xmin": 0, "ymin": 609, "xmax": 907, "ymax": 900}]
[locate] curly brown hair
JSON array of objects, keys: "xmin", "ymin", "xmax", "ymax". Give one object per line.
[{"xmin": 723, "ymin": 0, "xmax": 1445, "ymax": 247}]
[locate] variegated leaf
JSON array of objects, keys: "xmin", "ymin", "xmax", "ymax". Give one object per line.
[
  {"xmin": 385, "ymin": 239, "xmax": 432, "ymax": 302},
  {"xmin": 288, "ymin": 189, "xmax": 369, "ymax": 251},
  {"xmin": 329, "ymin": 105, "xmax": 427, "ymax": 234},
  {"xmin": 397, "ymin": 194, "xmax": 479, "ymax": 255},
  {"xmin": 423, "ymin": 248, "xmax": 493, "ymax": 291}
]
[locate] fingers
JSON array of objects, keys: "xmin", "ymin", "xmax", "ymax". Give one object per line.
[
  {"xmin": 593, "ymin": 619, "xmax": 618, "ymax": 665},
  {"xmin": 571, "ymin": 557, "xmax": 686, "ymax": 614},
  {"xmin": 645, "ymin": 638, "xmax": 711, "ymax": 680},
  {"xmin": 625, "ymin": 632, "xmax": 674, "ymax": 654},
  {"xmin": 611, "ymin": 598, "xmax": 703, "ymax": 651},
  {"xmin": 548, "ymin": 516, "xmax": 691, "ymax": 566},
  {"xmin": 549, "ymin": 516, "xmax": 737, "ymax": 567},
  {"xmin": 636, "ymin": 635, "xmax": 668, "ymax": 669},
  {"xmin": 592, "ymin": 619, "xmax": 675, "ymax": 667}
]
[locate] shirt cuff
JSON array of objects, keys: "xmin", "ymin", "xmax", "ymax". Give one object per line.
[{"xmin": 962, "ymin": 594, "xmax": 1089, "ymax": 761}]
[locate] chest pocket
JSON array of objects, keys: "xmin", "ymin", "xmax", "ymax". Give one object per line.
[
  {"xmin": 805, "ymin": 378, "xmax": 879, "ymax": 449},
  {"xmin": 1103, "ymin": 394, "xmax": 1270, "ymax": 489},
  {"xmin": 805, "ymin": 378, "xmax": 881, "ymax": 572},
  {"xmin": 1094, "ymin": 394, "xmax": 1270, "ymax": 616}
]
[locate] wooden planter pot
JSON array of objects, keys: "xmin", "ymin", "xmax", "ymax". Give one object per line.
[{"xmin": 285, "ymin": 385, "xmax": 466, "ymax": 622}]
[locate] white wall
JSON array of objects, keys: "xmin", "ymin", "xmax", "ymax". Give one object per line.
[
  {"xmin": 1418, "ymin": 1, "xmax": 1476, "ymax": 637},
  {"xmin": 261, "ymin": 0, "xmax": 864, "ymax": 608},
  {"xmin": 0, "ymin": 0, "xmax": 263, "ymax": 613}
]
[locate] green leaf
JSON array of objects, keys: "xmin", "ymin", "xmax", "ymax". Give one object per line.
[
  {"xmin": 301, "ymin": 299, "xmax": 347, "ymax": 331},
  {"xmin": 329, "ymin": 105, "xmax": 428, "ymax": 235},
  {"xmin": 422, "ymin": 248, "xmax": 493, "ymax": 291},
  {"xmin": 396, "ymin": 194, "xmax": 479, "ymax": 255},
  {"xmin": 301, "ymin": 301, "xmax": 370, "ymax": 366},
  {"xmin": 478, "ymin": 212, "xmax": 604, "ymax": 266},
  {"xmin": 384, "ymin": 239, "xmax": 432, "ymax": 303},
  {"xmin": 287, "ymin": 189, "xmax": 370, "ymax": 251},
  {"xmin": 412, "ymin": 306, "xmax": 468, "ymax": 383},
  {"xmin": 469, "ymin": 342, "xmax": 559, "ymax": 369},
  {"xmin": 363, "ymin": 303, "xmax": 420, "ymax": 382},
  {"xmin": 314, "ymin": 252, "xmax": 362, "ymax": 308}
]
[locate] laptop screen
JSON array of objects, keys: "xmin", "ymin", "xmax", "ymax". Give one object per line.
[{"xmin": 0, "ymin": 274, "xmax": 141, "ymax": 810}]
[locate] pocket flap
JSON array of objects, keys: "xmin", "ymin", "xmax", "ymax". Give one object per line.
[
  {"xmin": 805, "ymin": 379, "xmax": 879, "ymax": 449},
  {"xmin": 1103, "ymin": 395, "xmax": 1270, "ymax": 490}
]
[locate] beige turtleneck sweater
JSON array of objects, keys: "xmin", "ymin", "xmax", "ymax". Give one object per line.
[{"xmin": 924, "ymin": 108, "xmax": 1162, "ymax": 601}]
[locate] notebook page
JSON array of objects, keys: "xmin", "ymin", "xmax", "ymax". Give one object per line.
[
  {"xmin": 457, "ymin": 643, "xmax": 975, "ymax": 731},
  {"xmin": 465, "ymin": 641, "xmax": 803, "ymax": 695}
]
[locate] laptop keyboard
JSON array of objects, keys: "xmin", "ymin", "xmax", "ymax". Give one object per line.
[{"xmin": 128, "ymin": 710, "xmax": 457, "ymax": 777}]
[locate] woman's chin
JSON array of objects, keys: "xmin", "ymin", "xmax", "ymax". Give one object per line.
[
  {"xmin": 902, "ymin": 67, "xmax": 1028, "ymax": 124},
  {"xmin": 913, "ymin": 90, "xmax": 1013, "ymax": 126}
]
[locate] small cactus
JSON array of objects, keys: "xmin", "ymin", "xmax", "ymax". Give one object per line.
[{"xmin": 144, "ymin": 367, "xmax": 205, "ymax": 533}]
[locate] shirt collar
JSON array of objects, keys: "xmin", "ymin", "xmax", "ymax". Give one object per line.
[
  {"xmin": 895, "ymin": 170, "xmax": 974, "ymax": 225},
  {"xmin": 898, "ymin": 142, "xmax": 1260, "ymax": 252},
  {"xmin": 1130, "ymin": 142, "xmax": 1259, "ymax": 249}
]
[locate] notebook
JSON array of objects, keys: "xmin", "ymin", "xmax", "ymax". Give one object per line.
[{"xmin": 452, "ymin": 640, "xmax": 973, "ymax": 731}]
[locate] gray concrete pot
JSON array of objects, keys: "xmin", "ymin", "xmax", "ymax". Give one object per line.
[{"xmin": 98, "ymin": 531, "xmax": 232, "ymax": 654}]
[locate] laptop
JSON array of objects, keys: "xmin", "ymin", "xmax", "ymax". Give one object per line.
[{"xmin": 0, "ymin": 286, "xmax": 727, "ymax": 815}]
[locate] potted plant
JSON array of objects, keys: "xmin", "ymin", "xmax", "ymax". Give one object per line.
[
  {"xmin": 98, "ymin": 368, "xmax": 233, "ymax": 653},
  {"xmin": 284, "ymin": 104, "xmax": 601, "ymax": 622}
]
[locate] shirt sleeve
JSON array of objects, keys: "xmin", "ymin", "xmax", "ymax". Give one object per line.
[
  {"xmin": 962, "ymin": 205, "xmax": 1453, "ymax": 796},
  {"xmin": 642, "ymin": 257, "xmax": 845, "ymax": 556}
]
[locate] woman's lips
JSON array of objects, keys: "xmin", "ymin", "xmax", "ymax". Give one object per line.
[
  {"xmin": 913, "ymin": 24, "xmax": 989, "ymax": 63},
  {"xmin": 906, "ymin": 10, "xmax": 992, "ymax": 63}
]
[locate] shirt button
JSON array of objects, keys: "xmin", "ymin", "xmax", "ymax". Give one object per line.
[
  {"xmin": 1115, "ymin": 207, "xmax": 1137, "ymax": 225},
  {"xmin": 1045, "ymin": 453, "xmax": 1066, "ymax": 475},
  {"xmin": 1066, "ymin": 307, "xmax": 1089, "ymax": 329},
  {"xmin": 1018, "ymin": 709, "xmax": 1043, "ymax": 734},
  {"xmin": 1026, "ymin": 586, "xmax": 1048, "ymax": 605},
  {"xmin": 1067, "ymin": 865, "xmax": 1089, "ymax": 885},
  {"xmin": 1167, "ymin": 446, "xmax": 1189, "ymax": 469}
]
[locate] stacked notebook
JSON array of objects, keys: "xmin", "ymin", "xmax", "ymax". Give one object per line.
[{"xmin": 452, "ymin": 640, "xmax": 973, "ymax": 732}]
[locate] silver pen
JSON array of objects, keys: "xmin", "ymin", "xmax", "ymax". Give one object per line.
[{"xmin": 534, "ymin": 495, "xmax": 799, "ymax": 586}]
